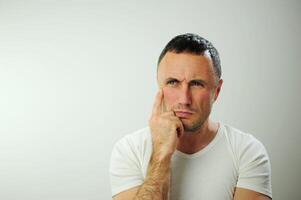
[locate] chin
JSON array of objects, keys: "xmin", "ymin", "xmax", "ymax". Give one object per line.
[
  {"xmin": 182, "ymin": 119, "xmax": 205, "ymax": 133},
  {"xmin": 183, "ymin": 123, "xmax": 201, "ymax": 133}
]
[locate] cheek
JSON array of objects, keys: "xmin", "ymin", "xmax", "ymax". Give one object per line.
[
  {"xmin": 162, "ymin": 88, "xmax": 178, "ymax": 107},
  {"xmin": 199, "ymin": 91, "xmax": 211, "ymax": 101},
  {"xmin": 196, "ymin": 92, "xmax": 213, "ymax": 105}
]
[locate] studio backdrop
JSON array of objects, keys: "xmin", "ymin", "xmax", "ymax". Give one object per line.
[{"xmin": 0, "ymin": 0, "xmax": 300, "ymax": 199}]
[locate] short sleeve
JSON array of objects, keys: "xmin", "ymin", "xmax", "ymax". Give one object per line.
[
  {"xmin": 236, "ymin": 135, "xmax": 272, "ymax": 198},
  {"xmin": 109, "ymin": 137, "xmax": 144, "ymax": 197}
]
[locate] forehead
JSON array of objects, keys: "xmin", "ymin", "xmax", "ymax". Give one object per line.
[{"xmin": 157, "ymin": 51, "xmax": 215, "ymax": 80}]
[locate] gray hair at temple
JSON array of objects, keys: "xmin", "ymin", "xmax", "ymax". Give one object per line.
[{"xmin": 157, "ymin": 33, "xmax": 222, "ymax": 79}]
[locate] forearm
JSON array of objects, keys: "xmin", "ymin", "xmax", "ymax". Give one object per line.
[{"xmin": 134, "ymin": 155, "xmax": 171, "ymax": 200}]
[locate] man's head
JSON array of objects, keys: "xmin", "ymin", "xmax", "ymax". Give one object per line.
[
  {"xmin": 157, "ymin": 33, "xmax": 223, "ymax": 133},
  {"xmin": 157, "ymin": 33, "xmax": 221, "ymax": 81}
]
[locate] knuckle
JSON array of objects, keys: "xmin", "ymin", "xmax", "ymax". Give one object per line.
[{"xmin": 169, "ymin": 122, "xmax": 178, "ymax": 129}]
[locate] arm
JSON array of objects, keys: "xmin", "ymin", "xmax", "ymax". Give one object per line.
[
  {"xmin": 233, "ymin": 187, "xmax": 271, "ymax": 200},
  {"xmin": 113, "ymin": 154, "xmax": 171, "ymax": 200},
  {"xmin": 134, "ymin": 155, "xmax": 171, "ymax": 200},
  {"xmin": 113, "ymin": 89, "xmax": 183, "ymax": 200}
]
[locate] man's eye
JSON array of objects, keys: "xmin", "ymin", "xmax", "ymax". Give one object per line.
[
  {"xmin": 167, "ymin": 80, "xmax": 178, "ymax": 85},
  {"xmin": 190, "ymin": 81, "xmax": 204, "ymax": 87}
]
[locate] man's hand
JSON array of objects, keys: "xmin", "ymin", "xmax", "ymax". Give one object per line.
[
  {"xmin": 114, "ymin": 90, "xmax": 184, "ymax": 200},
  {"xmin": 149, "ymin": 89, "xmax": 184, "ymax": 161}
]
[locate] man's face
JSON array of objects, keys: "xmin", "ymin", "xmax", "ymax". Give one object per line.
[{"xmin": 157, "ymin": 51, "xmax": 223, "ymax": 132}]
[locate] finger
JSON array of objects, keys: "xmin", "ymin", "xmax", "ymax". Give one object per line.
[
  {"xmin": 168, "ymin": 118, "xmax": 184, "ymax": 138},
  {"xmin": 173, "ymin": 119, "xmax": 184, "ymax": 138},
  {"xmin": 161, "ymin": 111, "xmax": 176, "ymax": 117},
  {"xmin": 170, "ymin": 115, "xmax": 184, "ymax": 138},
  {"xmin": 151, "ymin": 89, "xmax": 163, "ymax": 116}
]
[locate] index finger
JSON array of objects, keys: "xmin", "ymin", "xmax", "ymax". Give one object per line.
[{"xmin": 151, "ymin": 89, "xmax": 163, "ymax": 116}]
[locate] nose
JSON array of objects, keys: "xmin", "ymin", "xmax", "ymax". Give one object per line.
[{"xmin": 178, "ymin": 83, "xmax": 192, "ymax": 105}]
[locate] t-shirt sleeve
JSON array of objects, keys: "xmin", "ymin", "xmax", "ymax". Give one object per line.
[
  {"xmin": 236, "ymin": 135, "xmax": 272, "ymax": 198},
  {"xmin": 109, "ymin": 137, "xmax": 144, "ymax": 197}
]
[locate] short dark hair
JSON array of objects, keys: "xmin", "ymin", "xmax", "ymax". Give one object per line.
[{"xmin": 157, "ymin": 33, "xmax": 221, "ymax": 79}]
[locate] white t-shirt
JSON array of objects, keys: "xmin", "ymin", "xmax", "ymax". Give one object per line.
[{"xmin": 109, "ymin": 122, "xmax": 272, "ymax": 199}]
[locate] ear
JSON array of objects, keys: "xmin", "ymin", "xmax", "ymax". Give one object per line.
[{"xmin": 214, "ymin": 79, "xmax": 223, "ymax": 101}]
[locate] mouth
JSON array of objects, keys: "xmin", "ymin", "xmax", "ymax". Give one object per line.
[{"xmin": 174, "ymin": 110, "xmax": 194, "ymax": 118}]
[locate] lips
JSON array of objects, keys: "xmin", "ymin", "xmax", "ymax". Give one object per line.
[{"xmin": 174, "ymin": 110, "xmax": 193, "ymax": 118}]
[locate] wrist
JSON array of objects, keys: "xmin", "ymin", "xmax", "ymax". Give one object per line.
[
  {"xmin": 152, "ymin": 148, "xmax": 174, "ymax": 163},
  {"xmin": 147, "ymin": 154, "xmax": 171, "ymax": 183}
]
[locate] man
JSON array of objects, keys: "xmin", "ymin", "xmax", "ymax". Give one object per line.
[{"xmin": 110, "ymin": 33, "xmax": 272, "ymax": 200}]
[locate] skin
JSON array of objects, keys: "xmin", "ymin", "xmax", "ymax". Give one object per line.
[
  {"xmin": 157, "ymin": 51, "xmax": 223, "ymax": 154},
  {"xmin": 113, "ymin": 51, "xmax": 271, "ymax": 200}
]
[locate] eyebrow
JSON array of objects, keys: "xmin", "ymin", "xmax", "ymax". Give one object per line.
[{"xmin": 165, "ymin": 77, "xmax": 208, "ymax": 84}]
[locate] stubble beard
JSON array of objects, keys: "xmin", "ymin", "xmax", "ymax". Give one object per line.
[
  {"xmin": 182, "ymin": 116, "xmax": 205, "ymax": 133},
  {"xmin": 163, "ymin": 101, "xmax": 211, "ymax": 134},
  {"xmin": 181, "ymin": 108, "xmax": 211, "ymax": 133}
]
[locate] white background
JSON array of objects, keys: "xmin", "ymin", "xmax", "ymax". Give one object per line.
[{"xmin": 0, "ymin": 0, "xmax": 300, "ymax": 199}]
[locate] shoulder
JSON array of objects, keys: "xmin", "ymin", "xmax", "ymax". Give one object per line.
[
  {"xmin": 222, "ymin": 123, "xmax": 266, "ymax": 155},
  {"xmin": 110, "ymin": 127, "xmax": 152, "ymax": 197},
  {"xmin": 222, "ymin": 123, "xmax": 271, "ymax": 172},
  {"xmin": 221, "ymin": 124, "xmax": 272, "ymax": 198},
  {"xmin": 113, "ymin": 127, "xmax": 152, "ymax": 151},
  {"xmin": 111, "ymin": 127, "xmax": 152, "ymax": 163}
]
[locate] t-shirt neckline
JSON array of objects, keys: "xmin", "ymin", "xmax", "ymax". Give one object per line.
[{"xmin": 174, "ymin": 122, "xmax": 224, "ymax": 159}]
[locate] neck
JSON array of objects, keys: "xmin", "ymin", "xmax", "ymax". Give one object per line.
[{"xmin": 176, "ymin": 119, "xmax": 220, "ymax": 154}]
